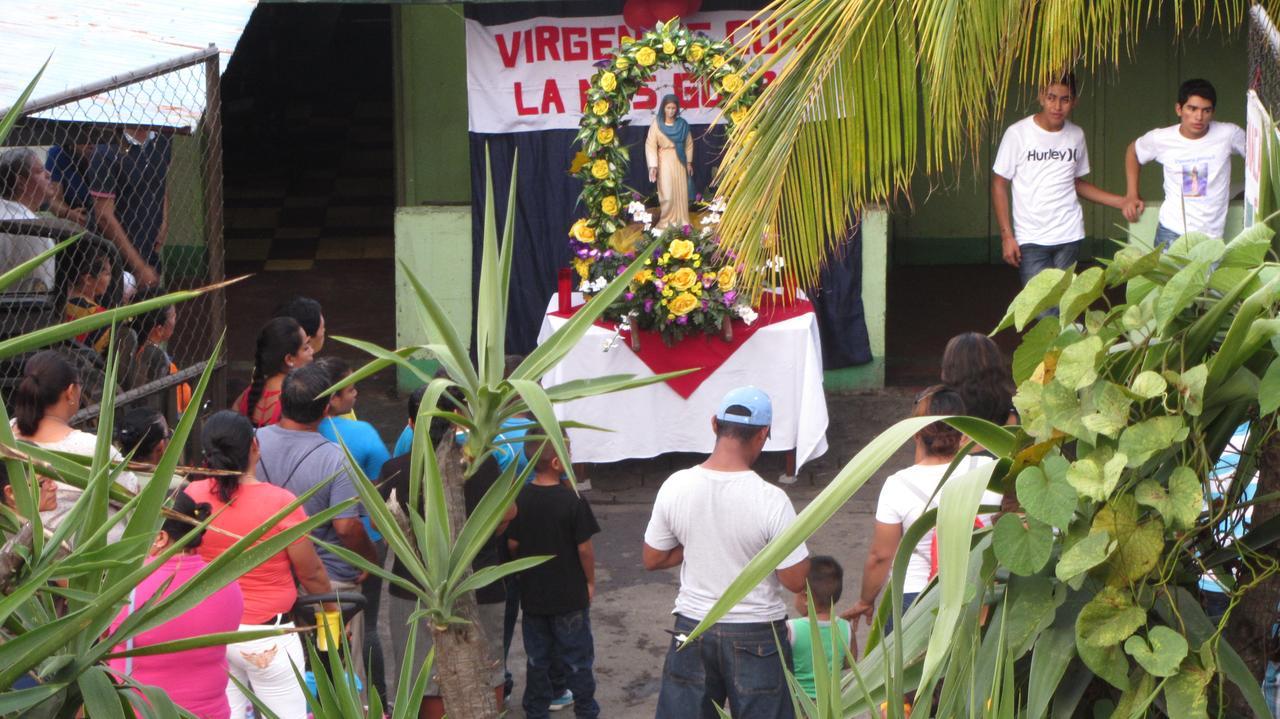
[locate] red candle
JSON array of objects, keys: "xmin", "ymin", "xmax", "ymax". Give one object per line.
[{"xmin": 558, "ymin": 268, "xmax": 573, "ymax": 313}]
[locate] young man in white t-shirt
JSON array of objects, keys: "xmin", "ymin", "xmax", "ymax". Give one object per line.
[
  {"xmin": 1124, "ymin": 78, "xmax": 1246, "ymax": 248},
  {"xmin": 992, "ymin": 73, "xmax": 1134, "ymax": 287},
  {"xmin": 643, "ymin": 386, "xmax": 810, "ymax": 719}
]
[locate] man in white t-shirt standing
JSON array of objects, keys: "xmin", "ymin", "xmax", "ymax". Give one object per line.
[
  {"xmin": 992, "ymin": 73, "xmax": 1134, "ymax": 287},
  {"xmin": 643, "ymin": 386, "xmax": 810, "ymax": 719},
  {"xmin": 1124, "ymin": 78, "xmax": 1246, "ymax": 249}
]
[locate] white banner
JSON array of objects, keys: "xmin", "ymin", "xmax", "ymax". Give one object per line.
[{"xmin": 465, "ymin": 12, "xmax": 782, "ymax": 134}]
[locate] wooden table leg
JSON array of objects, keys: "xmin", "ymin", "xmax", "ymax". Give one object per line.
[{"xmin": 779, "ymin": 449, "xmax": 799, "ymax": 485}]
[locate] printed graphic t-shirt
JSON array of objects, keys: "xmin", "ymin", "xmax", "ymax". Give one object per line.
[
  {"xmin": 1134, "ymin": 121, "xmax": 1246, "ymax": 239},
  {"xmin": 993, "ymin": 116, "xmax": 1091, "ymax": 247}
]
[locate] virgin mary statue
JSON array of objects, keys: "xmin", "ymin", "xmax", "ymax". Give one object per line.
[{"xmin": 645, "ymin": 94, "xmax": 694, "ymax": 230}]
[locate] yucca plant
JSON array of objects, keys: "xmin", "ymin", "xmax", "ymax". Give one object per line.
[
  {"xmin": 0, "ymin": 70, "xmax": 352, "ymax": 717},
  {"xmin": 325, "ymin": 149, "xmax": 688, "ymax": 718},
  {"xmin": 691, "ymin": 222, "xmax": 1280, "ymax": 717}
]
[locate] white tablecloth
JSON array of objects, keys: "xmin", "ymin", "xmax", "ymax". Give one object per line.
[{"xmin": 537, "ymin": 297, "xmax": 829, "ymax": 469}]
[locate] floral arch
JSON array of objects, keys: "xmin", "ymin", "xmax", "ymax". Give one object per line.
[{"xmin": 567, "ymin": 20, "xmax": 762, "ymax": 341}]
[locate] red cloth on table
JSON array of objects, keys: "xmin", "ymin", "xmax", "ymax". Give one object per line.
[{"xmin": 549, "ymin": 298, "xmax": 813, "ymax": 398}]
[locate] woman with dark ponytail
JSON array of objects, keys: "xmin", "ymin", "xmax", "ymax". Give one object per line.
[
  {"xmin": 107, "ymin": 489, "xmax": 243, "ymax": 718},
  {"xmin": 185, "ymin": 411, "xmax": 335, "ymax": 718},
  {"xmin": 12, "ymin": 350, "xmax": 138, "ymax": 531},
  {"xmin": 232, "ymin": 317, "xmax": 313, "ymax": 428}
]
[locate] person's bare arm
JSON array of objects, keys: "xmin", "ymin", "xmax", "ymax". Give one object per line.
[
  {"xmin": 507, "ymin": 537, "xmax": 519, "ymax": 556},
  {"xmin": 332, "ymin": 517, "xmax": 378, "ymax": 567},
  {"xmin": 287, "ymin": 538, "xmax": 338, "ymax": 611},
  {"xmin": 1122, "ymin": 142, "xmax": 1146, "ymax": 223},
  {"xmin": 841, "ymin": 521, "xmax": 903, "ymax": 626},
  {"xmin": 579, "ymin": 538, "xmax": 596, "ymax": 602},
  {"xmin": 991, "ymin": 174, "xmax": 1019, "ymax": 268},
  {"xmin": 90, "ymin": 195, "xmax": 157, "ymax": 286},
  {"xmin": 46, "ymin": 190, "xmax": 86, "ymax": 226},
  {"xmin": 643, "ymin": 542, "xmax": 683, "ymax": 570},
  {"xmin": 1075, "ymin": 179, "xmax": 1127, "ymax": 211},
  {"xmin": 775, "ymin": 557, "xmax": 811, "ymax": 594}
]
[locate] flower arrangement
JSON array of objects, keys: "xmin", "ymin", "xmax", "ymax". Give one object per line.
[{"xmin": 567, "ymin": 20, "xmax": 764, "ymax": 342}]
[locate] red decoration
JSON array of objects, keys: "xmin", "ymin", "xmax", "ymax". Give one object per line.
[
  {"xmin": 649, "ymin": 0, "xmax": 690, "ymax": 23},
  {"xmin": 623, "ymin": 0, "xmax": 657, "ymax": 30},
  {"xmin": 685, "ymin": 0, "xmax": 703, "ymax": 13},
  {"xmin": 557, "ymin": 268, "xmax": 573, "ymax": 313}
]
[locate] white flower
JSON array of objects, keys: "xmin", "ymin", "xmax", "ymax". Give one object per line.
[
  {"xmin": 708, "ymin": 196, "xmax": 728, "ymax": 213},
  {"xmin": 579, "ymin": 280, "xmax": 593, "ymax": 293},
  {"xmin": 591, "ymin": 277, "xmax": 609, "ymax": 293},
  {"xmin": 736, "ymin": 304, "xmax": 758, "ymax": 326}
]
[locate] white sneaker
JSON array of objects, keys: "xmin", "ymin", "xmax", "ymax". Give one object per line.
[
  {"xmin": 549, "ymin": 689, "xmax": 574, "ymax": 711},
  {"xmin": 778, "ymin": 474, "xmax": 799, "ymax": 485}
]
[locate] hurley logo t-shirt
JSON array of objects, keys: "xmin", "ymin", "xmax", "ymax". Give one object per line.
[
  {"xmin": 1134, "ymin": 121, "xmax": 1245, "ymax": 239},
  {"xmin": 993, "ymin": 116, "xmax": 1091, "ymax": 247}
]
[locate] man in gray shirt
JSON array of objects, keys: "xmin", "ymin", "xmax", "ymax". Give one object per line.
[{"xmin": 255, "ymin": 363, "xmax": 377, "ymax": 679}]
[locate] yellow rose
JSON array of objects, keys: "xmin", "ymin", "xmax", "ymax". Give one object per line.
[
  {"xmin": 720, "ymin": 74, "xmax": 744, "ymax": 94},
  {"xmin": 596, "ymin": 127, "xmax": 615, "ymax": 145},
  {"xmin": 621, "ymin": 35, "xmax": 634, "ymax": 45},
  {"xmin": 710, "ymin": 55, "xmax": 726, "ymax": 69},
  {"xmin": 615, "ymin": 56, "xmax": 631, "ymax": 70},
  {"xmin": 668, "ymin": 267, "xmax": 699, "ymax": 291},
  {"xmin": 599, "ymin": 71, "xmax": 617, "ymax": 92},
  {"xmin": 634, "ymin": 269, "xmax": 653, "ymax": 285},
  {"xmin": 730, "ymin": 107, "xmax": 749, "ymax": 125},
  {"xmin": 590, "ymin": 159, "xmax": 610, "ymax": 180},
  {"xmin": 592, "ymin": 99, "xmax": 610, "ymax": 116},
  {"xmin": 717, "ymin": 266, "xmax": 737, "ymax": 292},
  {"xmin": 636, "ymin": 46, "xmax": 657, "ymax": 67},
  {"xmin": 668, "ymin": 238, "xmax": 695, "ymax": 260},
  {"xmin": 669, "ymin": 292, "xmax": 699, "ymax": 316},
  {"xmin": 569, "ymin": 219, "xmax": 596, "ymax": 243},
  {"xmin": 601, "ymin": 196, "xmax": 620, "ymax": 216},
  {"xmin": 662, "ymin": 40, "xmax": 676, "ymax": 55},
  {"xmin": 687, "ymin": 44, "xmax": 705, "ymax": 62}
]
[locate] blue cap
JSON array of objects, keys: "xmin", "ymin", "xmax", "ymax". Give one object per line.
[{"xmin": 715, "ymin": 386, "xmax": 772, "ymax": 427}]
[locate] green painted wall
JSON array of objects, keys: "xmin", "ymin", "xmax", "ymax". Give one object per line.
[
  {"xmin": 893, "ymin": 21, "xmax": 1248, "ymax": 265},
  {"xmin": 394, "ymin": 206, "xmax": 471, "ymax": 387},
  {"xmin": 825, "ymin": 207, "xmax": 888, "ymax": 391},
  {"xmin": 394, "ymin": 3, "xmax": 471, "ymax": 206}
]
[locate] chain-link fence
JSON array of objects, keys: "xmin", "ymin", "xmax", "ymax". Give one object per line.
[
  {"xmin": 0, "ymin": 47, "xmax": 225, "ymax": 427},
  {"xmin": 1250, "ymin": 5, "xmax": 1280, "ymax": 119}
]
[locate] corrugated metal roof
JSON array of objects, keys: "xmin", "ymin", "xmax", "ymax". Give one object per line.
[{"xmin": 0, "ymin": 0, "xmax": 257, "ymax": 128}]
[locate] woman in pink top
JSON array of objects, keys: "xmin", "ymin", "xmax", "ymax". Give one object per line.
[
  {"xmin": 186, "ymin": 411, "xmax": 334, "ymax": 719},
  {"xmin": 108, "ymin": 490, "xmax": 244, "ymax": 718},
  {"xmin": 233, "ymin": 317, "xmax": 314, "ymax": 428}
]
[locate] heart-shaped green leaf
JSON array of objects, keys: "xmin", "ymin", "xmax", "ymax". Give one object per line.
[
  {"xmin": 1124, "ymin": 625, "xmax": 1189, "ymax": 677},
  {"xmin": 1013, "ymin": 317, "xmax": 1060, "ymax": 385},
  {"xmin": 1016, "ymin": 461, "xmax": 1078, "ymax": 529},
  {"xmin": 1130, "ymin": 371, "xmax": 1167, "ymax": 399},
  {"xmin": 1059, "ymin": 267, "xmax": 1106, "ymax": 323},
  {"xmin": 1221, "ymin": 222, "xmax": 1272, "ymax": 268},
  {"xmin": 1081, "ymin": 382, "xmax": 1132, "ymax": 439},
  {"xmin": 1077, "ymin": 586, "xmax": 1146, "ymax": 648},
  {"xmin": 1174, "ymin": 364, "xmax": 1208, "ymax": 417},
  {"xmin": 1055, "ymin": 336, "xmax": 1104, "ymax": 390},
  {"xmin": 1135, "ymin": 467, "xmax": 1203, "ymax": 530},
  {"xmin": 993, "ymin": 514, "xmax": 1054, "ymax": 576},
  {"xmin": 1055, "ymin": 529, "xmax": 1115, "ymax": 583},
  {"xmin": 1118, "ymin": 416, "xmax": 1188, "ymax": 467},
  {"xmin": 1156, "ymin": 260, "xmax": 1211, "ymax": 331},
  {"xmin": 1094, "ymin": 496, "xmax": 1165, "ymax": 584},
  {"xmin": 1003, "ymin": 575, "xmax": 1062, "ymax": 659},
  {"xmin": 1164, "ymin": 658, "xmax": 1213, "ymax": 719},
  {"xmin": 1066, "ymin": 447, "xmax": 1128, "ymax": 502},
  {"xmin": 1044, "ymin": 379, "xmax": 1090, "ymax": 440},
  {"xmin": 999, "ymin": 268, "xmax": 1073, "ymax": 332},
  {"xmin": 1078, "ymin": 639, "xmax": 1131, "ymax": 691}
]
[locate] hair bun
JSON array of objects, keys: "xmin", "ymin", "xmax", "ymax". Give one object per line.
[{"xmin": 191, "ymin": 501, "xmax": 213, "ymax": 521}]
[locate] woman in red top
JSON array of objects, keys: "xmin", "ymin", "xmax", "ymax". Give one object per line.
[
  {"xmin": 186, "ymin": 411, "xmax": 333, "ymax": 719},
  {"xmin": 233, "ymin": 317, "xmax": 313, "ymax": 427}
]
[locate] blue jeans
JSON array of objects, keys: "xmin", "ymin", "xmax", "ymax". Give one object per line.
[
  {"xmin": 1154, "ymin": 223, "xmax": 1180, "ymax": 250},
  {"xmin": 655, "ymin": 614, "xmax": 795, "ymax": 719},
  {"xmin": 883, "ymin": 592, "xmax": 918, "ymax": 635},
  {"xmin": 522, "ymin": 609, "xmax": 599, "ymax": 719},
  {"xmin": 1018, "ymin": 240, "xmax": 1082, "ymax": 286}
]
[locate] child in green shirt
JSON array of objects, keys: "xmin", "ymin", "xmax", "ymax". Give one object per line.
[{"xmin": 787, "ymin": 555, "xmax": 854, "ymax": 700}]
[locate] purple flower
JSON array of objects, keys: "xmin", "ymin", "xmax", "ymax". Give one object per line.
[
  {"xmin": 633, "ymin": 192, "xmax": 642, "ymax": 201},
  {"xmin": 644, "ymin": 300, "xmax": 655, "ymax": 312},
  {"xmin": 616, "ymin": 266, "xmax": 626, "ymax": 275},
  {"xmin": 695, "ymin": 193, "xmax": 703, "ymax": 202},
  {"xmin": 593, "ymin": 59, "xmax": 610, "ymax": 68},
  {"xmin": 624, "ymin": 252, "xmax": 636, "ymax": 259},
  {"xmin": 652, "ymin": 247, "xmax": 663, "ymax": 259},
  {"xmin": 604, "ymin": 250, "xmax": 614, "ymax": 258},
  {"xmin": 655, "ymin": 267, "xmax": 665, "ymax": 278},
  {"xmin": 723, "ymin": 290, "xmax": 738, "ymax": 305},
  {"xmin": 654, "ymin": 280, "xmax": 665, "ymax": 291},
  {"xmin": 702, "ymin": 275, "xmax": 715, "ymax": 288},
  {"xmin": 701, "ymin": 300, "xmax": 709, "ymax": 309},
  {"xmin": 676, "ymin": 316, "xmax": 688, "ymax": 325},
  {"xmin": 682, "ymin": 224, "xmax": 693, "ymax": 234},
  {"xmin": 625, "ymin": 291, "xmax": 635, "ymax": 301}
]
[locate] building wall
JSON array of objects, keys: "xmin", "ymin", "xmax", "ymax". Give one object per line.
[
  {"xmin": 894, "ymin": 20, "xmax": 1249, "ymax": 265},
  {"xmin": 393, "ymin": 4, "xmax": 472, "ymax": 386}
]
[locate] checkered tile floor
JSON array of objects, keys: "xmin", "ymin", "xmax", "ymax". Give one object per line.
[{"xmin": 223, "ymin": 99, "xmax": 395, "ymax": 272}]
